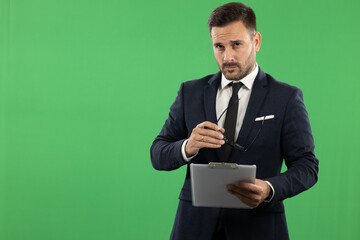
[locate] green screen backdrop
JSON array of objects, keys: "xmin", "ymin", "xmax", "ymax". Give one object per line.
[{"xmin": 1, "ymin": 0, "xmax": 359, "ymax": 239}]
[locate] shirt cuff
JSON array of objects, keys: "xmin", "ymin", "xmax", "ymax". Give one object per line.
[
  {"xmin": 181, "ymin": 139, "xmax": 197, "ymax": 162},
  {"xmin": 263, "ymin": 181, "xmax": 275, "ymax": 202}
]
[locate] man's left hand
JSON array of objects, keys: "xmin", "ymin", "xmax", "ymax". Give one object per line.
[{"xmin": 227, "ymin": 179, "xmax": 271, "ymax": 208}]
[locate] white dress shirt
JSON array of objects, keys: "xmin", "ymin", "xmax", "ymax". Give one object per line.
[
  {"xmin": 216, "ymin": 65, "xmax": 259, "ymax": 141},
  {"xmin": 181, "ymin": 64, "xmax": 259, "ymax": 161},
  {"xmin": 180, "ymin": 64, "xmax": 275, "ymax": 202}
]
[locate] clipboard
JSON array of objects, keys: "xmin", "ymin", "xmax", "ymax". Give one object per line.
[{"xmin": 190, "ymin": 162, "xmax": 256, "ymax": 209}]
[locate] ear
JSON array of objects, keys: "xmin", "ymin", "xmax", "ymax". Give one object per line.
[{"xmin": 253, "ymin": 32, "xmax": 262, "ymax": 52}]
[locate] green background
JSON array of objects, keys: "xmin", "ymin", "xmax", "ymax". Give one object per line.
[{"xmin": 1, "ymin": 0, "xmax": 359, "ymax": 239}]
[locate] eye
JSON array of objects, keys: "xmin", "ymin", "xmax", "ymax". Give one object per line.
[
  {"xmin": 233, "ymin": 42, "xmax": 242, "ymax": 48},
  {"xmin": 215, "ymin": 44, "xmax": 224, "ymax": 50}
]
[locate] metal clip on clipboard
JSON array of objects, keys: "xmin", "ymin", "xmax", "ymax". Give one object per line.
[{"xmin": 208, "ymin": 162, "xmax": 238, "ymax": 169}]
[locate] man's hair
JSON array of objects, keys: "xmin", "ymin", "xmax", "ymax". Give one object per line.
[{"xmin": 208, "ymin": 2, "xmax": 257, "ymax": 34}]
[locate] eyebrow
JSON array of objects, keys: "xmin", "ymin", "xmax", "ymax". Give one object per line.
[
  {"xmin": 213, "ymin": 40, "xmax": 245, "ymax": 45},
  {"xmin": 230, "ymin": 40, "xmax": 245, "ymax": 44}
]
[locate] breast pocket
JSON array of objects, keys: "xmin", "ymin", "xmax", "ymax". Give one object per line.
[{"xmin": 247, "ymin": 117, "xmax": 279, "ymax": 149}]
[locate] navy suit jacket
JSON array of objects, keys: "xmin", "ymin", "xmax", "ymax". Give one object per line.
[{"xmin": 150, "ymin": 69, "xmax": 319, "ymax": 240}]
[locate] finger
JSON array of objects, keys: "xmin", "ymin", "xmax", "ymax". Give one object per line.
[
  {"xmin": 196, "ymin": 134, "xmax": 225, "ymax": 146},
  {"xmin": 197, "ymin": 142, "xmax": 223, "ymax": 149},
  {"xmin": 234, "ymin": 182, "xmax": 262, "ymax": 194},
  {"xmin": 187, "ymin": 134, "xmax": 223, "ymax": 153},
  {"xmin": 227, "ymin": 189, "xmax": 258, "ymax": 208},
  {"xmin": 196, "ymin": 127, "xmax": 224, "ymax": 140},
  {"xmin": 190, "ymin": 137, "xmax": 223, "ymax": 149},
  {"xmin": 227, "ymin": 184, "xmax": 254, "ymax": 197},
  {"xmin": 227, "ymin": 184, "xmax": 261, "ymax": 201},
  {"xmin": 194, "ymin": 134, "xmax": 223, "ymax": 146},
  {"xmin": 198, "ymin": 121, "xmax": 221, "ymax": 131},
  {"xmin": 218, "ymin": 128, "xmax": 225, "ymax": 134},
  {"xmin": 227, "ymin": 187, "xmax": 262, "ymax": 208}
]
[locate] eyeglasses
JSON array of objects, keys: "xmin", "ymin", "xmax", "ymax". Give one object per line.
[{"xmin": 216, "ymin": 98, "xmax": 264, "ymax": 152}]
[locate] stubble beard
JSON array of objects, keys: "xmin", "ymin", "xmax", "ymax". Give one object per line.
[
  {"xmin": 221, "ymin": 48, "xmax": 256, "ymax": 81},
  {"xmin": 222, "ymin": 63, "xmax": 252, "ymax": 80}
]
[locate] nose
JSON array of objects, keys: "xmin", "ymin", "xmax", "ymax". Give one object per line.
[{"xmin": 223, "ymin": 48, "xmax": 235, "ymax": 62}]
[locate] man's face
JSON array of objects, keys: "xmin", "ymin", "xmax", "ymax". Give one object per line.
[{"xmin": 211, "ymin": 21, "xmax": 261, "ymax": 80}]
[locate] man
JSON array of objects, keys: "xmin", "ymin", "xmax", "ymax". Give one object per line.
[{"xmin": 150, "ymin": 2, "xmax": 318, "ymax": 240}]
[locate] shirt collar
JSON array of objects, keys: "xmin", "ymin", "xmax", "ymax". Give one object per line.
[{"xmin": 220, "ymin": 64, "xmax": 259, "ymax": 90}]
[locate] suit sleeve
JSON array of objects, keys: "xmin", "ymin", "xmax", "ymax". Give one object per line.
[
  {"xmin": 150, "ymin": 83, "xmax": 189, "ymax": 171},
  {"xmin": 266, "ymin": 89, "xmax": 319, "ymax": 205}
]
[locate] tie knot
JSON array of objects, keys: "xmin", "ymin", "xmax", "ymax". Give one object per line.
[{"xmin": 230, "ymin": 82, "xmax": 243, "ymax": 97}]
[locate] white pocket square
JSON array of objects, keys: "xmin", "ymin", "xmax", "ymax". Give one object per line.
[{"xmin": 255, "ymin": 115, "xmax": 275, "ymax": 121}]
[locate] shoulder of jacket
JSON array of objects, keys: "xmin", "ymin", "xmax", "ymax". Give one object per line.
[
  {"xmin": 182, "ymin": 72, "xmax": 219, "ymax": 87},
  {"xmin": 265, "ymin": 73, "xmax": 301, "ymax": 94}
]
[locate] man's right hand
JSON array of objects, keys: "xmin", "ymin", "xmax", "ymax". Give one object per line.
[{"xmin": 185, "ymin": 121, "xmax": 225, "ymax": 158}]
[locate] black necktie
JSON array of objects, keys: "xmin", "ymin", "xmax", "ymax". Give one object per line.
[{"xmin": 223, "ymin": 82, "xmax": 243, "ymax": 161}]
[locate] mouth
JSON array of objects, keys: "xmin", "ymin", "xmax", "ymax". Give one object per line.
[
  {"xmin": 225, "ymin": 66, "xmax": 237, "ymax": 70},
  {"xmin": 223, "ymin": 63, "xmax": 239, "ymax": 71},
  {"xmin": 224, "ymin": 66, "xmax": 238, "ymax": 72}
]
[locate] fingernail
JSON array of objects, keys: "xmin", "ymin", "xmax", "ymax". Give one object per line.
[{"xmin": 220, "ymin": 140, "xmax": 225, "ymax": 144}]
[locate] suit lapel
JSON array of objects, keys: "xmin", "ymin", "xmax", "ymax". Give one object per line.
[
  {"xmin": 204, "ymin": 72, "xmax": 222, "ymax": 161},
  {"xmin": 202, "ymin": 70, "xmax": 268, "ymax": 162},
  {"xmin": 235, "ymin": 69, "xmax": 268, "ymax": 149}
]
